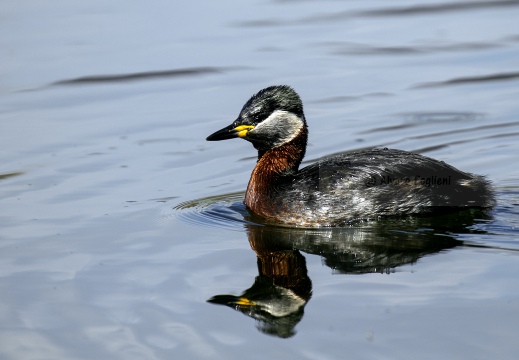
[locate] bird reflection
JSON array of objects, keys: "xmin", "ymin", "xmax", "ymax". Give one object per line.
[
  {"xmin": 208, "ymin": 209, "xmax": 490, "ymax": 337},
  {"xmin": 208, "ymin": 226, "xmax": 311, "ymax": 338}
]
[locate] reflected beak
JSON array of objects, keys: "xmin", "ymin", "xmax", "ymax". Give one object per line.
[
  {"xmin": 234, "ymin": 297, "xmax": 257, "ymax": 306},
  {"xmin": 206, "ymin": 123, "xmax": 255, "ymax": 141},
  {"xmin": 207, "ymin": 295, "xmax": 257, "ymax": 307}
]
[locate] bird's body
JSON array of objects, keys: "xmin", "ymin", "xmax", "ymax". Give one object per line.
[{"xmin": 207, "ymin": 86, "xmax": 494, "ymax": 227}]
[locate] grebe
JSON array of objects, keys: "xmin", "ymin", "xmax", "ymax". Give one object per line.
[{"xmin": 206, "ymin": 85, "xmax": 494, "ymax": 227}]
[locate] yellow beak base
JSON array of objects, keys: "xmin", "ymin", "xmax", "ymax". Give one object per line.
[{"xmin": 234, "ymin": 125, "xmax": 255, "ymax": 138}]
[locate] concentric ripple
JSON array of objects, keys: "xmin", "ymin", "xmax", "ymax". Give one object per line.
[{"xmin": 172, "ymin": 191, "xmax": 261, "ymax": 230}]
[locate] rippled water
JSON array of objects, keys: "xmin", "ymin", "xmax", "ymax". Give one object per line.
[{"xmin": 1, "ymin": 1, "xmax": 519, "ymax": 359}]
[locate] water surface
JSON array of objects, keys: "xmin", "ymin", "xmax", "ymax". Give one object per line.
[{"xmin": 1, "ymin": 1, "xmax": 519, "ymax": 359}]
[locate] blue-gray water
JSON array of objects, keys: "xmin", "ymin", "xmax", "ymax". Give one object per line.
[{"xmin": 1, "ymin": 1, "xmax": 519, "ymax": 359}]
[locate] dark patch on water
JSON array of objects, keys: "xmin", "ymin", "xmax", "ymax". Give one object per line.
[
  {"xmin": 312, "ymin": 92, "xmax": 394, "ymax": 103},
  {"xmin": 330, "ymin": 41, "xmax": 501, "ymax": 56},
  {"xmin": 413, "ymin": 72, "xmax": 519, "ymax": 88},
  {"xmin": 356, "ymin": 0, "xmax": 519, "ymax": 17},
  {"xmin": 238, "ymin": 0, "xmax": 519, "ymax": 26},
  {"xmin": 51, "ymin": 66, "xmax": 242, "ymax": 86},
  {"xmin": 0, "ymin": 171, "xmax": 24, "ymax": 181}
]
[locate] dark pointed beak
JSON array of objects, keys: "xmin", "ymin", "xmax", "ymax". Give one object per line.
[
  {"xmin": 206, "ymin": 123, "xmax": 254, "ymax": 141},
  {"xmin": 206, "ymin": 123, "xmax": 238, "ymax": 141}
]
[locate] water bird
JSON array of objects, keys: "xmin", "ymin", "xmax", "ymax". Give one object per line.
[{"xmin": 206, "ymin": 85, "xmax": 494, "ymax": 227}]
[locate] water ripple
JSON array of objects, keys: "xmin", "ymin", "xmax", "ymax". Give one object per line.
[
  {"xmin": 0, "ymin": 171, "xmax": 24, "ymax": 181},
  {"xmin": 238, "ymin": 0, "xmax": 519, "ymax": 27},
  {"xmin": 413, "ymin": 71, "xmax": 519, "ymax": 88},
  {"xmin": 330, "ymin": 41, "xmax": 501, "ymax": 56},
  {"xmin": 172, "ymin": 192, "xmax": 259, "ymax": 230},
  {"xmin": 51, "ymin": 66, "xmax": 243, "ymax": 86},
  {"xmin": 356, "ymin": 0, "xmax": 519, "ymax": 17}
]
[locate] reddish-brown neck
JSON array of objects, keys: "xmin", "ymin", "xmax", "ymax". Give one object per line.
[{"xmin": 244, "ymin": 127, "xmax": 307, "ymax": 217}]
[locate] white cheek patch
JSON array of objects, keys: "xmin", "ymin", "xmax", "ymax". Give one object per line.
[{"xmin": 251, "ymin": 110, "xmax": 304, "ymax": 148}]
